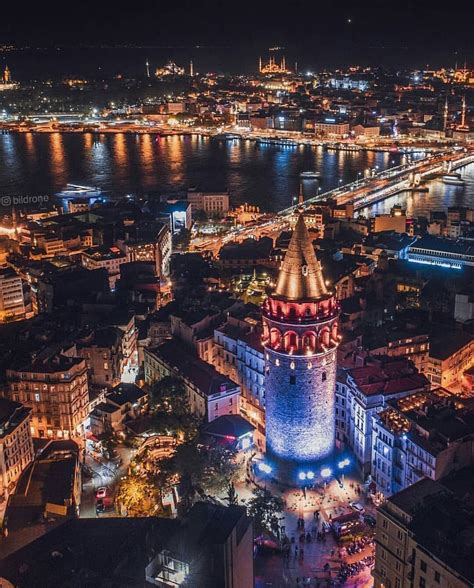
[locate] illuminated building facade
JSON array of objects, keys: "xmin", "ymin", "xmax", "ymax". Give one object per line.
[
  {"xmin": 0, "ymin": 268, "xmax": 25, "ymax": 322},
  {"xmin": 262, "ymin": 214, "xmax": 340, "ymax": 476},
  {"xmin": 6, "ymin": 356, "xmax": 89, "ymax": 440}
]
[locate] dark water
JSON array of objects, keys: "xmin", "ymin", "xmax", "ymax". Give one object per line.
[
  {"xmin": 0, "ymin": 132, "xmax": 473, "ymax": 215},
  {"xmin": 360, "ymin": 165, "xmax": 474, "ymax": 218}
]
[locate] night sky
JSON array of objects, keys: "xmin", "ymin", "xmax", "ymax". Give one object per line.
[{"xmin": 1, "ymin": 0, "xmax": 474, "ymax": 70}]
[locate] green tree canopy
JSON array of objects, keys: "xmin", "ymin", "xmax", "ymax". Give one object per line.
[{"xmin": 245, "ymin": 487, "xmax": 285, "ymax": 538}]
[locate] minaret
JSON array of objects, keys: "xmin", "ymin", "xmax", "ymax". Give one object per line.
[
  {"xmin": 190, "ymin": 60, "xmax": 194, "ymax": 77},
  {"xmin": 145, "ymin": 60, "xmax": 150, "ymax": 78},
  {"xmin": 262, "ymin": 214, "xmax": 340, "ymax": 479},
  {"xmin": 3, "ymin": 65, "xmax": 11, "ymax": 84},
  {"xmin": 443, "ymin": 93, "xmax": 449, "ymax": 132},
  {"xmin": 281, "ymin": 55, "xmax": 286, "ymax": 72},
  {"xmin": 259, "ymin": 56, "xmax": 262, "ymax": 73},
  {"xmin": 461, "ymin": 94, "xmax": 467, "ymax": 128}
]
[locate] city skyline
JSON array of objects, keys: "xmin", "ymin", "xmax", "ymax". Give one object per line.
[
  {"xmin": 1, "ymin": 6, "xmax": 474, "ymax": 586},
  {"xmin": 1, "ymin": 1, "xmax": 474, "ymax": 70}
]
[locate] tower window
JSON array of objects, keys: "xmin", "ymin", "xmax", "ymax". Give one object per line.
[
  {"xmin": 322, "ymin": 372, "xmax": 327, "ymax": 382},
  {"xmin": 290, "ymin": 375, "xmax": 296, "ymax": 385}
]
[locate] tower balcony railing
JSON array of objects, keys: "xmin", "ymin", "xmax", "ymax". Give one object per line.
[
  {"xmin": 262, "ymin": 304, "xmax": 340, "ymax": 325},
  {"xmin": 262, "ymin": 336, "xmax": 341, "ymax": 356}
]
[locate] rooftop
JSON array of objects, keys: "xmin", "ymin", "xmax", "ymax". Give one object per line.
[
  {"xmin": 274, "ymin": 214, "xmax": 328, "ymax": 301},
  {"xmin": 0, "ymin": 399, "xmax": 31, "ymax": 439},
  {"xmin": 410, "ymin": 234, "xmax": 474, "ymax": 257},
  {"xmin": 107, "ymin": 383, "xmax": 147, "ymax": 407},
  {"xmin": 2, "ymin": 440, "xmax": 80, "ymax": 558},
  {"xmin": 203, "ymin": 414, "xmax": 255, "ymax": 439},
  {"xmin": 384, "ymin": 468, "xmax": 474, "ymax": 584},
  {"xmin": 150, "ymin": 340, "xmax": 239, "ymax": 397},
  {"xmin": 429, "ymin": 331, "xmax": 474, "ymax": 360},
  {"xmin": 348, "ymin": 358, "xmax": 428, "ymax": 397}
]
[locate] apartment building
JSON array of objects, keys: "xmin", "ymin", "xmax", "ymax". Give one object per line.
[
  {"xmin": 374, "ymin": 472, "xmax": 474, "ymax": 588},
  {"xmin": 0, "ymin": 267, "xmax": 25, "ymax": 321},
  {"xmin": 213, "ymin": 318, "xmax": 266, "ymax": 448},
  {"xmin": 6, "ymin": 355, "xmax": 89, "ymax": 440},
  {"xmin": 144, "ymin": 340, "xmax": 240, "ymax": 422},
  {"xmin": 0, "ymin": 399, "xmax": 34, "ymax": 499},
  {"xmin": 187, "ymin": 189, "xmax": 230, "ymax": 217},
  {"xmin": 427, "ymin": 332, "xmax": 474, "ymax": 388},
  {"xmin": 371, "ymin": 388, "xmax": 474, "ymax": 498},
  {"xmin": 81, "ymin": 245, "xmax": 128, "ymax": 289},
  {"xmin": 337, "ymin": 358, "xmax": 429, "ymax": 475}
]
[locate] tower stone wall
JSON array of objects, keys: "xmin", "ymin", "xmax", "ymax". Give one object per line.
[{"xmin": 265, "ymin": 347, "xmax": 337, "ymax": 464}]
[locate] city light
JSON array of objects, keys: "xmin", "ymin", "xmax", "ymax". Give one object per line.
[
  {"xmin": 298, "ymin": 471, "xmax": 307, "ymax": 481},
  {"xmin": 320, "ymin": 467, "xmax": 332, "ymax": 479},
  {"xmin": 306, "ymin": 470, "xmax": 315, "ymax": 480},
  {"xmin": 338, "ymin": 458, "xmax": 351, "ymax": 469},
  {"xmin": 258, "ymin": 462, "xmax": 272, "ymax": 474}
]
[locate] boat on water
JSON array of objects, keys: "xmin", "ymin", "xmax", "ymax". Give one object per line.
[
  {"xmin": 57, "ymin": 184, "xmax": 103, "ymax": 198},
  {"xmin": 56, "ymin": 184, "xmax": 106, "ymax": 211},
  {"xmin": 256, "ymin": 137, "xmax": 297, "ymax": 147},
  {"xmin": 300, "ymin": 171, "xmax": 322, "ymax": 179},
  {"xmin": 212, "ymin": 132, "xmax": 241, "ymax": 141},
  {"xmin": 442, "ymin": 173, "xmax": 464, "ymax": 186}
]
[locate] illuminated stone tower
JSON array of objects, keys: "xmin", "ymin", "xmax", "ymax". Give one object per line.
[{"xmin": 262, "ymin": 214, "xmax": 340, "ymax": 477}]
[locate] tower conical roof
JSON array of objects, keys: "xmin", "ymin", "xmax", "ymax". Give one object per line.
[{"xmin": 274, "ymin": 214, "xmax": 328, "ymax": 301}]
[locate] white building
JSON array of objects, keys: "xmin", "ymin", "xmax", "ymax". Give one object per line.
[
  {"xmin": 144, "ymin": 340, "xmax": 241, "ymax": 423},
  {"xmin": 187, "ymin": 190, "xmax": 230, "ymax": 217},
  {"xmin": 337, "ymin": 358, "xmax": 429, "ymax": 475},
  {"xmin": 213, "ymin": 319, "xmax": 265, "ymax": 447},
  {"xmin": 370, "ymin": 388, "xmax": 474, "ymax": 499}
]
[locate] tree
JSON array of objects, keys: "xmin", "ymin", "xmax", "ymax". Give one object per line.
[
  {"xmin": 150, "ymin": 376, "xmax": 199, "ymax": 439},
  {"xmin": 158, "ymin": 439, "xmax": 240, "ymax": 504},
  {"xmin": 151, "ymin": 376, "xmax": 189, "ymax": 416},
  {"xmin": 194, "ymin": 209, "xmax": 208, "ymax": 223},
  {"xmin": 173, "ymin": 228, "xmax": 191, "ymax": 251},
  {"xmin": 99, "ymin": 430, "xmax": 118, "ymax": 460},
  {"xmin": 225, "ymin": 483, "xmax": 239, "ymax": 506},
  {"xmin": 116, "ymin": 474, "xmax": 162, "ymax": 517},
  {"xmin": 245, "ymin": 487, "xmax": 285, "ymax": 538}
]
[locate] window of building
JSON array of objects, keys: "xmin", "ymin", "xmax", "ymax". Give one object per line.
[
  {"xmin": 434, "ymin": 571, "xmax": 440, "ymax": 583},
  {"xmin": 420, "ymin": 560, "xmax": 427, "ymax": 573},
  {"xmin": 322, "ymin": 372, "xmax": 327, "ymax": 382},
  {"xmin": 419, "ymin": 578, "xmax": 426, "ymax": 588},
  {"xmin": 290, "ymin": 375, "xmax": 296, "ymax": 385}
]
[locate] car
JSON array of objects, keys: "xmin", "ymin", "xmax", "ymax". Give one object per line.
[
  {"xmin": 95, "ymin": 499, "xmax": 105, "ymax": 514},
  {"xmin": 364, "ymin": 514, "xmax": 377, "ymax": 527},
  {"xmin": 350, "ymin": 501, "xmax": 365, "ymax": 514},
  {"xmin": 96, "ymin": 487, "xmax": 108, "ymax": 500}
]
